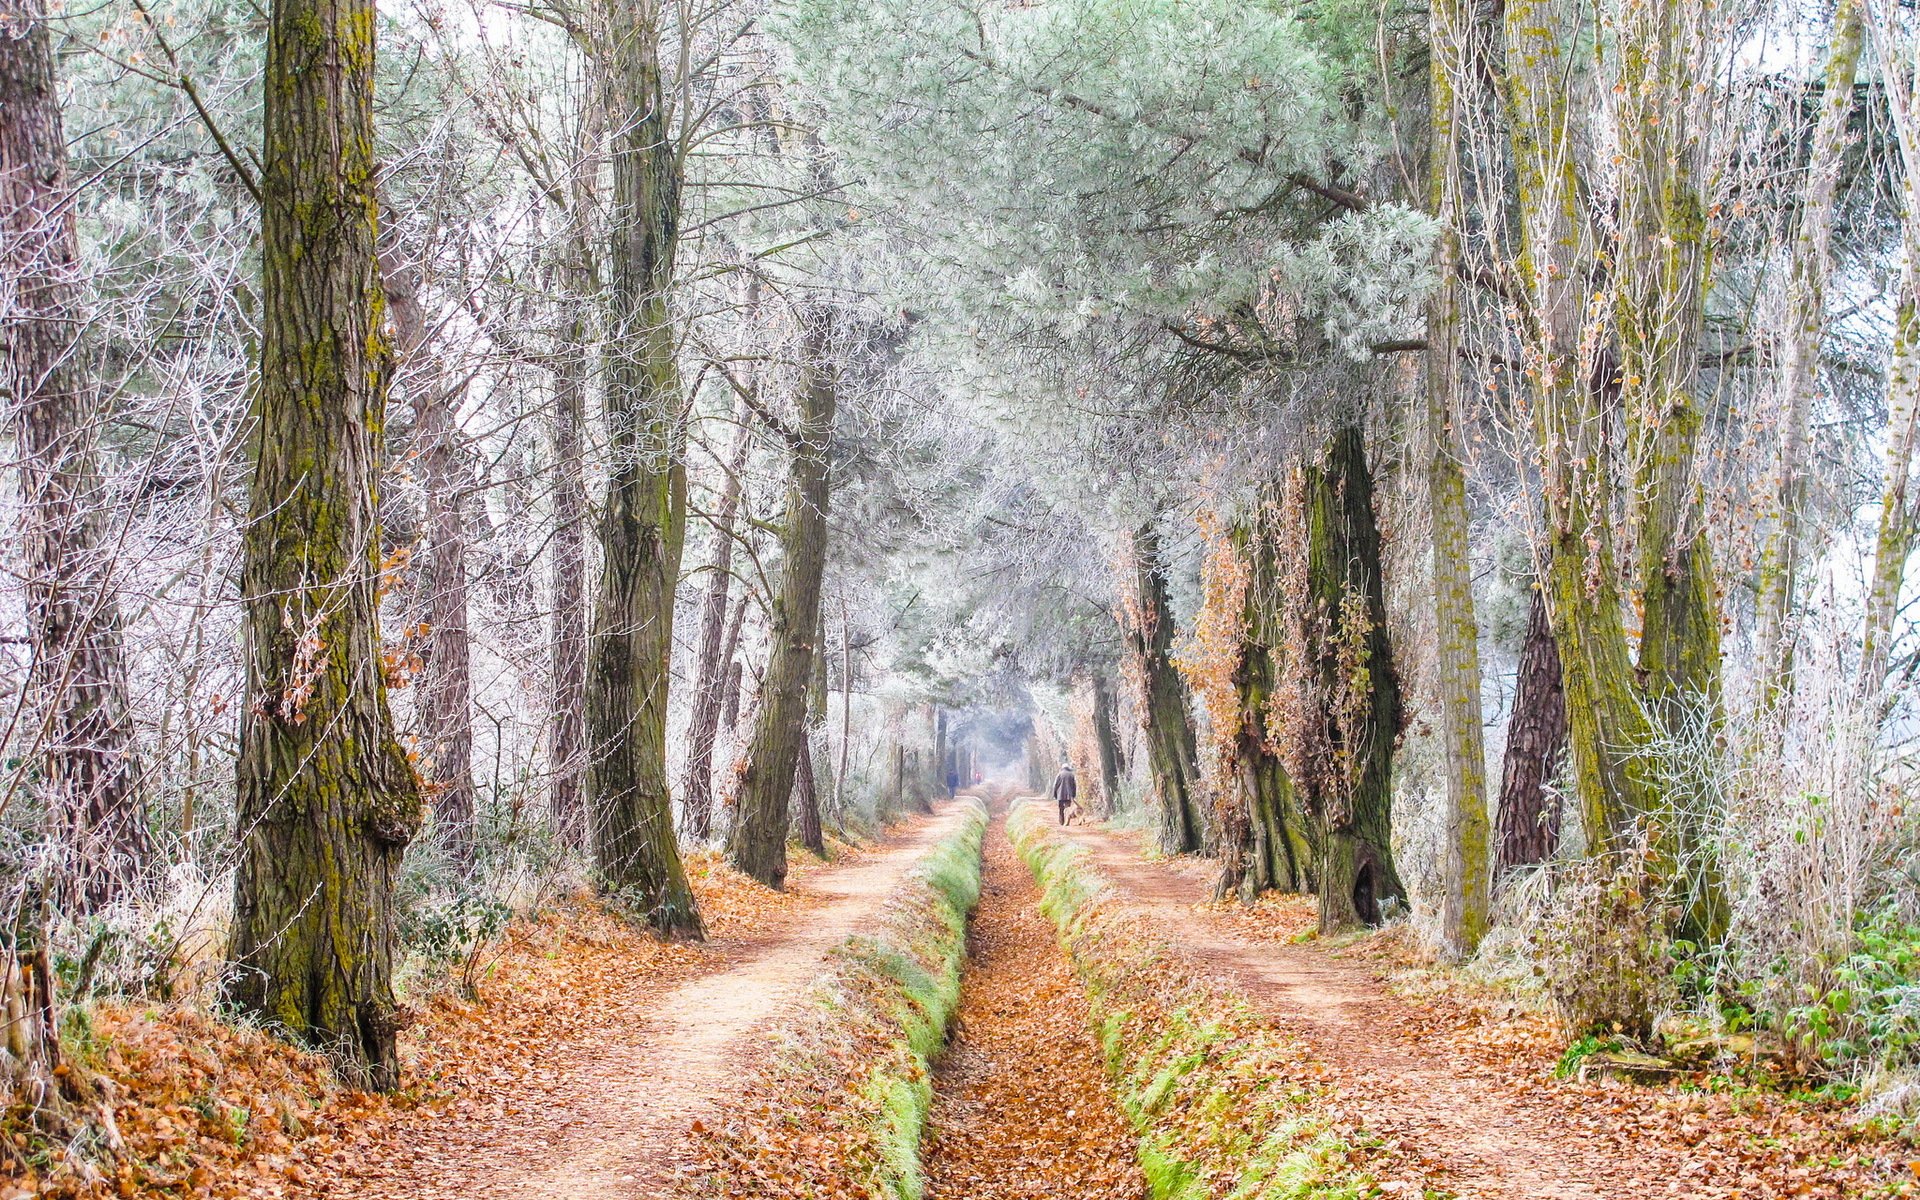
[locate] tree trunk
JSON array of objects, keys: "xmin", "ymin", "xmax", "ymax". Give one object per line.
[
  {"xmin": 1089, "ymin": 672, "xmax": 1121, "ymax": 817},
  {"xmin": 836, "ymin": 600, "xmax": 853, "ymax": 818},
  {"xmin": 1503, "ymin": 0, "xmax": 1654, "ymax": 855},
  {"xmin": 1426, "ymin": 0, "xmax": 1491, "ymax": 956},
  {"xmin": 548, "ymin": 279, "xmax": 591, "ymax": 850},
  {"xmin": 1125, "ymin": 526, "xmax": 1206, "ymax": 854},
  {"xmin": 682, "ymin": 417, "xmax": 753, "ymax": 839},
  {"xmin": 1754, "ymin": 0, "xmax": 1863, "ymax": 704},
  {"xmin": 226, "ymin": 0, "xmax": 421, "ymax": 1088},
  {"xmin": 584, "ymin": 0, "xmax": 701, "ymax": 936},
  {"xmin": 933, "ymin": 707, "xmax": 949, "ymax": 794},
  {"xmin": 1302, "ymin": 429, "xmax": 1406, "ymax": 934},
  {"xmin": 1608, "ymin": 0, "xmax": 1723, "ymax": 732},
  {"xmin": 1860, "ymin": 14, "xmax": 1920, "ymax": 699},
  {"xmin": 1496, "ymin": 587, "xmax": 1567, "ymax": 872},
  {"xmin": 791, "ymin": 614, "xmax": 828, "ymax": 857},
  {"xmin": 380, "ymin": 242, "xmax": 476, "ymax": 858},
  {"xmin": 2, "ymin": 0, "xmax": 148, "ymax": 908},
  {"xmin": 721, "ymin": 654, "xmax": 745, "ymax": 737},
  {"xmin": 730, "ymin": 313, "xmax": 837, "ymax": 888}
]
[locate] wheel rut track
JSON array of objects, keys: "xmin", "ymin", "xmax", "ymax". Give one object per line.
[
  {"xmin": 1060, "ymin": 820, "xmax": 1665, "ymax": 1200},
  {"xmin": 340, "ymin": 801, "xmax": 971, "ymax": 1200}
]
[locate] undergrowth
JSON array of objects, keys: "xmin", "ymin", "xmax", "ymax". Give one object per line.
[
  {"xmin": 693, "ymin": 799, "xmax": 987, "ymax": 1199},
  {"xmin": 1008, "ymin": 803, "xmax": 1378, "ymax": 1200}
]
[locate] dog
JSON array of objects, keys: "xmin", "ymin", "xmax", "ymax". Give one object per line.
[{"xmin": 1060, "ymin": 799, "xmax": 1085, "ymax": 826}]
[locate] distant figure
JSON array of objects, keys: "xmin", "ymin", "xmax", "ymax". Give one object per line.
[
  {"xmin": 1050, "ymin": 762, "xmax": 1078, "ymax": 825},
  {"xmin": 946, "ymin": 764, "xmax": 960, "ymax": 799}
]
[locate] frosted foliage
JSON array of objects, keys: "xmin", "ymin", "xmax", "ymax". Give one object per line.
[{"xmin": 776, "ymin": 0, "xmax": 1433, "ymax": 339}]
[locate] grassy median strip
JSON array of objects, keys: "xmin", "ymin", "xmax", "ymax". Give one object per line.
[
  {"xmin": 692, "ymin": 800, "xmax": 988, "ymax": 1200},
  {"xmin": 1009, "ymin": 802, "xmax": 1380, "ymax": 1200}
]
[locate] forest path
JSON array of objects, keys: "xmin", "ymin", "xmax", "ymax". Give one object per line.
[
  {"xmin": 1059, "ymin": 819, "xmax": 1682, "ymax": 1200},
  {"xmin": 345, "ymin": 800, "xmax": 972, "ymax": 1200},
  {"xmin": 920, "ymin": 798, "xmax": 1145, "ymax": 1199}
]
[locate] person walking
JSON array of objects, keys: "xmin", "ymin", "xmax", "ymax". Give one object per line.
[
  {"xmin": 946, "ymin": 761, "xmax": 960, "ymax": 799},
  {"xmin": 1050, "ymin": 761, "xmax": 1078, "ymax": 825}
]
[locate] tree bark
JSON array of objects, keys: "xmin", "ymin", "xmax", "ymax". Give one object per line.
[
  {"xmin": 1754, "ymin": 0, "xmax": 1863, "ymax": 704},
  {"xmin": 1612, "ymin": 0, "xmax": 1722, "ymax": 728},
  {"xmin": 548, "ymin": 275, "xmax": 591, "ymax": 850},
  {"xmin": 730, "ymin": 313, "xmax": 837, "ymax": 888},
  {"xmin": 1089, "ymin": 672, "xmax": 1121, "ymax": 818},
  {"xmin": 1124, "ymin": 526, "xmax": 1207, "ymax": 855},
  {"xmin": 226, "ymin": 0, "xmax": 421, "ymax": 1089},
  {"xmin": 1504, "ymin": 0, "xmax": 1655, "ymax": 855},
  {"xmin": 584, "ymin": 0, "xmax": 701, "ymax": 935},
  {"xmin": 1426, "ymin": 0, "xmax": 1492, "ymax": 956},
  {"xmin": 1496, "ymin": 587, "xmax": 1566, "ymax": 872},
  {"xmin": 1300, "ymin": 429, "xmax": 1406, "ymax": 934},
  {"xmin": 1859, "ymin": 10, "xmax": 1920, "ymax": 699},
  {"xmin": 682, "ymin": 416, "xmax": 753, "ymax": 839},
  {"xmin": 380, "ymin": 242, "xmax": 476, "ymax": 858},
  {"xmin": 2, "ymin": 0, "xmax": 148, "ymax": 908},
  {"xmin": 791, "ymin": 614, "xmax": 828, "ymax": 857}
]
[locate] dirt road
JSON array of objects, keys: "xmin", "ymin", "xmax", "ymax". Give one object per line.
[{"xmin": 341, "ymin": 802, "xmax": 970, "ymax": 1200}]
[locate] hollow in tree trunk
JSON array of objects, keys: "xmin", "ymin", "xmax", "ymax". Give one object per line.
[{"xmin": 226, "ymin": 0, "xmax": 422, "ymax": 1088}]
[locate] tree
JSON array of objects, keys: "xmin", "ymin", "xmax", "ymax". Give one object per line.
[
  {"xmin": 731, "ymin": 313, "xmax": 838, "ymax": 887},
  {"xmin": 1124, "ymin": 526, "xmax": 1207, "ymax": 856},
  {"xmin": 381, "ymin": 238, "xmax": 476, "ymax": 857},
  {"xmin": 1495, "ymin": 589, "xmax": 1567, "ymax": 872},
  {"xmin": 1424, "ymin": 0, "xmax": 1492, "ymax": 955},
  {"xmin": 1754, "ymin": 0, "xmax": 1864, "ymax": 704},
  {"xmin": 584, "ymin": 0, "xmax": 701, "ymax": 934},
  {"xmin": 225, "ymin": 0, "xmax": 421, "ymax": 1088},
  {"xmin": 2, "ymin": 0, "xmax": 148, "ymax": 907},
  {"xmin": 683, "ymin": 414, "xmax": 753, "ymax": 839}
]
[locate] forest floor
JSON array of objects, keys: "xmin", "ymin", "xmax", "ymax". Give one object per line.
[
  {"xmin": 1059, "ymin": 819, "xmax": 1910, "ymax": 1200},
  {"xmin": 919, "ymin": 799, "xmax": 1145, "ymax": 1199},
  {"xmin": 335, "ymin": 798, "xmax": 973, "ymax": 1200}
]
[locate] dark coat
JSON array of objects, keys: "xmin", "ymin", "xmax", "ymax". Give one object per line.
[{"xmin": 1050, "ymin": 768, "xmax": 1078, "ymax": 805}]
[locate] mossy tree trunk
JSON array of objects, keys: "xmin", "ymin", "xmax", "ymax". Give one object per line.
[
  {"xmin": 730, "ymin": 314, "xmax": 837, "ymax": 888},
  {"xmin": 1504, "ymin": 0, "xmax": 1654, "ymax": 856},
  {"xmin": 1214, "ymin": 516, "xmax": 1309, "ymax": 903},
  {"xmin": 2, "ymin": 0, "xmax": 148, "ymax": 909},
  {"xmin": 1496, "ymin": 588, "xmax": 1567, "ymax": 872},
  {"xmin": 791, "ymin": 613, "xmax": 829, "ymax": 857},
  {"xmin": 1126, "ymin": 526, "xmax": 1207, "ymax": 855},
  {"xmin": 683, "ymin": 415, "xmax": 752, "ymax": 839},
  {"xmin": 1426, "ymin": 0, "xmax": 1491, "ymax": 956},
  {"xmin": 226, "ymin": 0, "xmax": 422, "ymax": 1089},
  {"xmin": 585, "ymin": 0, "xmax": 700, "ymax": 935},
  {"xmin": 1611, "ymin": 0, "xmax": 1722, "ymax": 730},
  {"xmin": 1298, "ymin": 429, "xmax": 1406, "ymax": 933}
]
